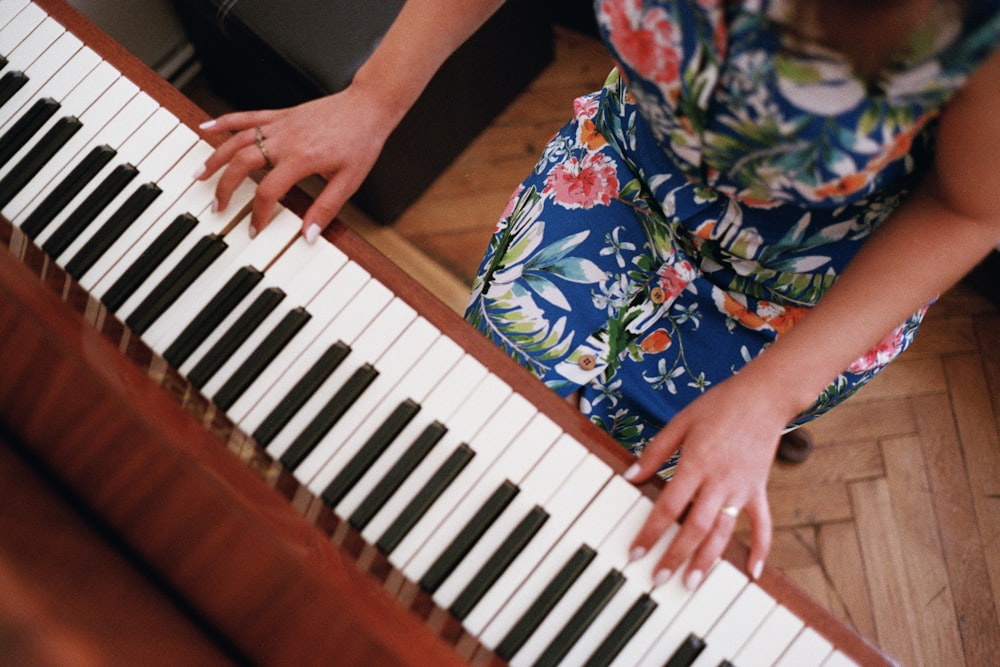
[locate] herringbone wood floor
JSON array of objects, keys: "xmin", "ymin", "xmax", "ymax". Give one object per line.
[{"xmin": 342, "ymin": 28, "xmax": 1000, "ymax": 667}]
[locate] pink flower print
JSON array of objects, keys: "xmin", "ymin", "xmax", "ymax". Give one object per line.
[
  {"xmin": 599, "ymin": 0, "xmax": 680, "ymax": 85},
  {"xmin": 498, "ymin": 185, "xmax": 525, "ymax": 228},
  {"xmin": 657, "ymin": 260, "xmax": 696, "ymax": 302},
  {"xmin": 543, "ymin": 152, "xmax": 620, "ymax": 210},
  {"xmin": 848, "ymin": 325, "xmax": 907, "ymax": 374},
  {"xmin": 573, "ymin": 94, "xmax": 600, "ymax": 122}
]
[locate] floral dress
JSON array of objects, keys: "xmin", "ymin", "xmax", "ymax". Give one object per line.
[{"xmin": 464, "ymin": 0, "xmax": 1000, "ymax": 476}]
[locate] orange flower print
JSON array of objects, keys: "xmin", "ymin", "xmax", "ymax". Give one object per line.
[
  {"xmin": 640, "ymin": 328, "xmax": 673, "ymax": 354},
  {"xmin": 758, "ymin": 301, "xmax": 809, "ymax": 337},
  {"xmin": 579, "ymin": 118, "xmax": 608, "ymax": 151}
]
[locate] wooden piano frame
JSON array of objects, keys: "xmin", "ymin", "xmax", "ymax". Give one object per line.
[{"xmin": 0, "ymin": 1, "xmax": 896, "ymax": 664}]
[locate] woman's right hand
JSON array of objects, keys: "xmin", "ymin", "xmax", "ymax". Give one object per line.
[{"xmin": 195, "ymin": 85, "xmax": 395, "ymax": 242}]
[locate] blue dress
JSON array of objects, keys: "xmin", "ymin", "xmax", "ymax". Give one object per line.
[{"xmin": 464, "ymin": 0, "xmax": 1000, "ymax": 476}]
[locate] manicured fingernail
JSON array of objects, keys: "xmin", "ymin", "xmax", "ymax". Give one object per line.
[
  {"xmin": 684, "ymin": 569, "xmax": 703, "ymax": 590},
  {"xmin": 751, "ymin": 560, "xmax": 763, "ymax": 580},
  {"xmin": 192, "ymin": 164, "xmax": 206, "ymax": 180},
  {"xmin": 653, "ymin": 569, "xmax": 672, "ymax": 588},
  {"xmin": 248, "ymin": 225, "xmax": 257, "ymax": 240},
  {"xmin": 628, "ymin": 546, "xmax": 646, "ymax": 562},
  {"xmin": 210, "ymin": 198, "xmax": 220, "ymax": 214},
  {"xmin": 199, "ymin": 119, "xmax": 217, "ymax": 130},
  {"xmin": 623, "ymin": 463, "xmax": 641, "ymax": 481},
  {"xmin": 304, "ymin": 223, "xmax": 321, "ymax": 244}
]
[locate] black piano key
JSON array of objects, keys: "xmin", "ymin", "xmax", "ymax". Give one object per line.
[
  {"xmin": 99, "ymin": 212, "xmax": 198, "ymax": 312},
  {"xmin": 0, "ymin": 70, "xmax": 29, "ymax": 111},
  {"xmin": 376, "ymin": 444, "xmax": 475, "ymax": 556},
  {"xmin": 320, "ymin": 399, "xmax": 421, "ymax": 508},
  {"xmin": 662, "ymin": 633, "xmax": 707, "ymax": 667},
  {"xmin": 0, "ymin": 56, "xmax": 7, "ymax": 72},
  {"xmin": 212, "ymin": 306, "xmax": 312, "ymax": 411},
  {"xmin": 418, "ymin": 480, "xmax": 519, "ymax": 595},
  {"xmin": 123, "ymin": 233, "xmax": 227, "ymax": 334},
  {"xmin": 533, "ymin": 569, "xmax": 627, "ymax": 667},
  {"xmin": 278, "ymin": 363, "xmax": 379, "ymax": 470},
  {"xmin": 41, "ymin": 162, "xmax": 138, "ymax": 259},
  {"xmin": 348, "ymin": 421, "xmax": 448, "ymax": 531},
  {"xmin": 0, "ymin": 97, "xmax": 59, "ymax": 165},
  {"xmin": 19, "ymin": 144, "xmax": 116, "ymax": 239},
  {"xmin": 449, "ymin": 505, "xmax": 549, "ymax": 621},
  {"xmin": 583, "ymin": 593, "xmax": 658, "ymax": 667},
  {"xmin": 184, "ymin": 286, "xmax": 285, "ymax": 388},
  {"xmin": 496, "ymin": 545, "xmax": 598, "ymax": 661},
  {"xmin": 64, "ymin": 182, "xmax": 161, "ymax": 279},
  {"xmin": 0, "ymin": 115, "xmax": 81, "ymax": 208},
  {"xmin": 162, "ymin": 265, "xmax": 265, "ymax": 368},
  {"xmin": 716, "ymin": 662, "xmax": 735, "ymax": 667},
  {"xmin": 251, "ymin": 340, "xmax": 351, "ymax": 448}
]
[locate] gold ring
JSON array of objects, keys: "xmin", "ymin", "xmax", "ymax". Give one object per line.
[
  {"xmin": 254, "ymin": 125, "xmax": 273, "ymax": 168},
  {"xmin": 720, "ymin": 506, "xmax": 740, "ymax": 518}
]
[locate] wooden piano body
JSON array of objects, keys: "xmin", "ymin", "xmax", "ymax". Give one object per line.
[{"xmin": 0, "ymin": 1, "xmax": 897, "ymax": 664}]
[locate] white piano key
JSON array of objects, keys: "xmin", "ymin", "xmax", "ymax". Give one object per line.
[
  {"xmin": 130, "ymin": 206, "xmax": 298, "ymax": 338},
  {"xmin": 559, "ymin": 576, "xmax": 646, "ymax": 667},
  {"xmin": 427, "ymin": 418, "xmax": 573, "ymax": 609},
  {"xmin": 305, "ymin": 333, "xmax": 464, "ymax": 495},
  {"xmin": 142, "ymin": 205, "xmax": 307, "ymax": 352},
  {"xmin": 5, "ymin": 71, "xmax": 138, "ymax": 223},
  {"xmin": 507, "ymin": 517, "xmax": 638, "ymax": 667},
  {"xmin": 393, "ymin": 392, "xmax": 536, "ymax": 575},
  {"xmin": 478, "ymin": 475, "xmax": 642, "ymax": 651},
  {"xmin": 248, "ymin": 278, "xmax": 395, "ymax": 455},
  {"xmin": 462, "ymin": 452, "xmax": 613, "ymax": 638},
  {"xmin": 228, "ymin": 258, "xmax": 370, "ymax": 424},
  {"xmin": 634, "ymin": 560, "xmax": 748, "ymax": 667},
  {"xmin": 0, "ymin": 2, "xmax": 44, "ymax": 53},
  {"xmin": 1, "ymin": 1, "xmax": 33, "ymax": 33},
  {"xmin": 292, "ymin": 315, "xmax": 440, "ymax": 484},
  {"xmin": 0, "ymin": 42, "xmax": 98, "ymax": 180},
  {"xmin": 85, "ymin": 176, "xmax": 255, "ymax": 295},
  {"xmin": 333, "ymin": 352, "xmax": 488, "ymax": 521},
  {"xmin": 688, "ymin": 582, "xmax": 776, "ymax": 667},
  {"xmin": 361, "ymin": 372, "xmax": 511, "ymax": 549},
  {"xmin": 773, "ymin": 626, "xmax": 834, "ymax": 667},
  {"xmin": 32, "ymin": 102, "xmax": 175, "ymax": 248},
  {"xmin": 177, "ymin": 237, "xmax": 346, "ymax": 375},
  {"xmin": 52, "ymin": 121, "xmax": 197, "ymax": 265},
  {"xmin": 821, "ymin": 650, "xmax": 860, "ymax": 667},
  {"xmin": 732, "ymin": 604, "xmax": 806, "ymax": 667},
  {"xmin": 0, "ymin": 18, "xmax": 66, "ymax": 130}
]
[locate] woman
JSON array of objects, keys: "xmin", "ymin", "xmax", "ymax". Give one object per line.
[{"xmin": 196, "ymin": 0, "xmax": 1000, "ymax": 590}]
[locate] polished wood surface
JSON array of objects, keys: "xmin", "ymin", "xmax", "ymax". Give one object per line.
[{"xmin": 2, "ymin": 2, "xmax": 903, "ymax": 664}]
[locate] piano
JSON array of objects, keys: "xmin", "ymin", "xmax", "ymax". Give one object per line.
[{"xmin": 0, "ymin": 1, "xmax": 897, "ymax": 665}]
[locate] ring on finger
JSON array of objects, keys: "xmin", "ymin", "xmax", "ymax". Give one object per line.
[
  {"xmin": 254, "ymin": 125, "xmax": 274, "ymax": 169},
  {"xmin": 719, "ymin": 505, "xmax": 740, "ymax": 518}
]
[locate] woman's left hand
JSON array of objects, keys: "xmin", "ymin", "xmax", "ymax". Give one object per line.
[{"xmin": 623, "ymin": 372, "xmax": 790, "ymax": 588}]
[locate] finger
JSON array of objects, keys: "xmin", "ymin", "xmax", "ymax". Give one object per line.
[
  {"xmin": 250, "ymin": 167, "xmax": 302, "ymax": 236},
  {"xmin": 631, "ymin": 470, "xmax": 699, "ymax": 559},
  {"xmin": 213, "ymin": 135, "xmax": 266, "ymax": 212},
  {"xmin": 301, "ymin": 175, "xmax": 356, "ymax": 242},
  {"xmin": 650, "ymin": 487, "xmax": 725, "ymax": 587},
  {"xmin": 684, "ymin": 503, "xmax": 740, "ymax": 589},
  {"xmin": 744, "ymin": 488, "xmax": 772, "ymax": 581},
  {"xmin": 199, "ymin": 109, "xmax": 278, "ymax": 134},
  {"xmin": 623, "ymin": 421, "xmax": 685, "ymax": 484}
]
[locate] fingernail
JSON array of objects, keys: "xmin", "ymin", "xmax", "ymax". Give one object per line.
[
  {"xmin": 623, "ymin": 463, "xmax": 641, "ymax": 481},
  {"xmin": 751, "ymin": 560, "xmax": 763, "ymax": 580},
  {"xmin": 210, "ymin": 198, "xmax": 220, "ymax": 214},
  {"xmin": 653, "ymin": 569, "xmax": 672, "ymax": 588},
  {"xmin": 304, "ymin": 223, "xmax": 322, "ymax": 244},
  {"xmin": 192, "ymin": 164, "xmax": 206, "ymax": 180},
  {"xmin": 684, "ymin": 569, "xmax": 703, "ymax": 590},
  {"xmin": 628, "ymin": 546, "xmax": 646, "ymax": 563},
  {"xmin": 199, "ymin": 119, "xmax": 217, "ymax": 130},
  {"xmin": 248, "ymin": 225, "xmax": 257, "ymax": 240}
]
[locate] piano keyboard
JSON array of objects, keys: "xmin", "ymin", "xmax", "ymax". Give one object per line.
[{"xmin": 0, "ymin": 2, "xmax": 880, "ymax": 665}]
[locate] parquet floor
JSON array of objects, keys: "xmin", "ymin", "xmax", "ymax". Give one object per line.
[{"xmin": 340, "ymin": 27, "xmax": 1000, "ymax": 667}]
